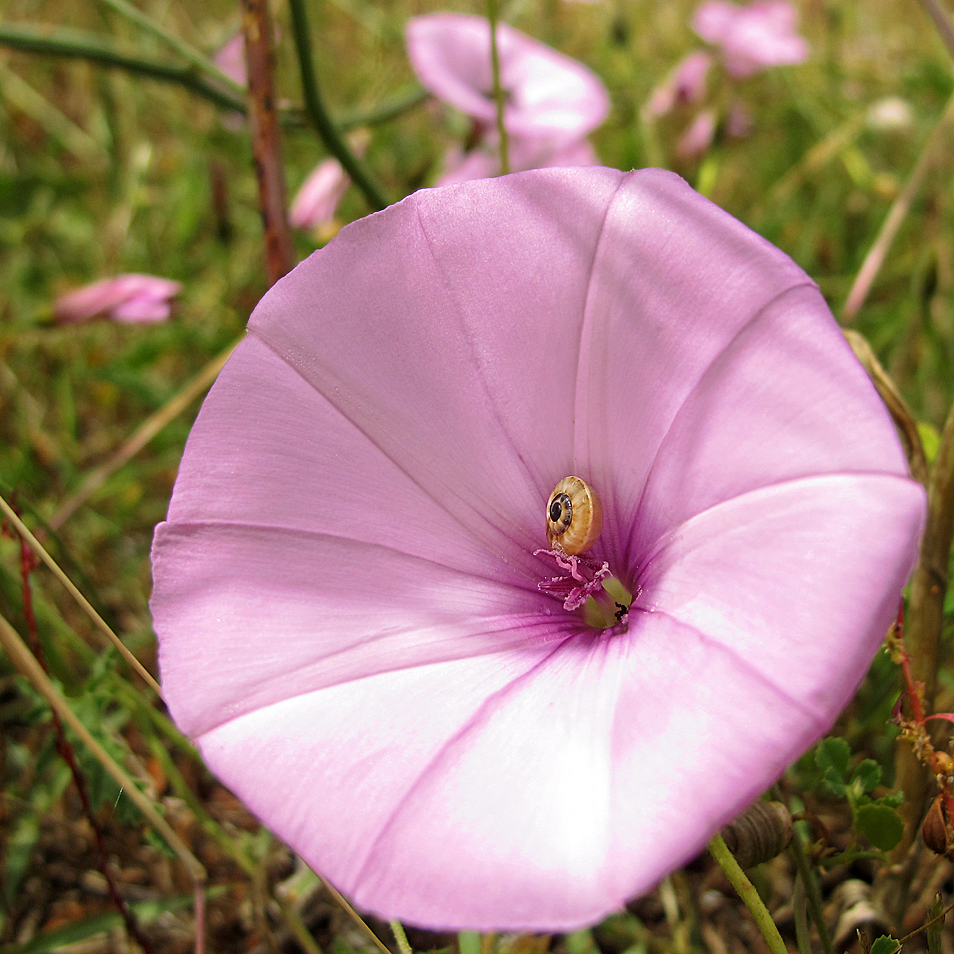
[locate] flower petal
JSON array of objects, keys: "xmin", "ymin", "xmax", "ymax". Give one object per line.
[
  {"xmin": 185, "ymin": 475, "xmax": 923, "ymax": 929},
  {"xmin": 247, "ymin": 168, "xmax": 625, "ymax": 563},
  {"xmin": 634, "ymin": 473, "xmax": 925, "ymax": 711},
  {"xmin": 406, "ymin": 14, "xmax": 609, "ymax": 139},
  {"xmin": 54, "ymin": 274, "xmax": 181, "ymax": 323},
  {"xmin": 570, "ymin": 168, "xmax": 811, "ymax": 564},
  {"xmin": 154, "ymin": 519, "xmax": 570, "ymax": 739},
  {"xmin": 628, "ymin": 282, "xmax": 909, "ymax": 563},
  {"xmin": 290, "ymin": 157, "xmax": 349, "ymax": 230},
  {"xmin": 192, "ymin": 582, "xmax": 865, "ymax": 931}
]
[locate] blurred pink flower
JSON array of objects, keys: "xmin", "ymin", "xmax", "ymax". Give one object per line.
[
  {"xmin": 438, "ymin": 134, "xmax": 598, "ymax": 185},
  {"xmin": 406, "ymin": 14, "xmax": 609, "ymax": 141},
  {"xmin": 646, "ymin": 51, "xmax": 712, "ymax": 117},
  {"xmin": 151, "ymin": 168, "xmax": 924, "ymax": 931},
  {"xmin": 289, "ymin": 158, "xmax": 349, "ymax": 230},
  {"xmin": 55, "ymin": 274, "xmax": 181, "ymax": 324},
  {"xmin": 676, "ymin": 108, "xmax": 718, "ymax": 158},
  {"xmin": 727, "ymin": 100, "xmax": 753, "ymax": 137},
  {"xmin": 693, "ymin": 0, "xmax": 808, "ymax": 78},
  {"xmin": 213, "ymin": 32, "xmax": 247, "ymax": 87}
]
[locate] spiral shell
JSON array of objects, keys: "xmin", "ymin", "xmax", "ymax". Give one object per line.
[
  {"xmin": 720, "ymin": 800, "xmax": 793, "ymax": 868},
  {"xmin": 545, "ymin": 476, "xmax": 603, "ymax": 555}
]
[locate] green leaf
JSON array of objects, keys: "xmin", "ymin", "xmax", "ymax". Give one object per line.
[
  {"xmin": 852, "ymin": 759, "xmax": 882, "ymax": 794},
  {"xmin": 823, "ymin": 766, "xmax": 848, "ymax": 797},
  {"xmin": 816, "ymin": 737, "xmax": 850, "ymax": 778},
  {"xmin": 918, "ymin": 421, "xmax": 940, "ymax": 464},
  {"xmin": 869, "ymin": 936, "xmax": 901, "ymax": 954},
  {"xmin": 877, "ymin": 791, "xmax": 905, "ymax": 809},
  {"xmin": 856, "ymin": 803, "xmax": 904, "ymax": 851}
]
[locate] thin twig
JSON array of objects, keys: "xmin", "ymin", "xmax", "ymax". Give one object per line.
[
  {"xmin": 49, "ymin": 340, "xmax": 238, "ymax": 530},
  {"xmin": 1, "ymin": 22, "xmax": 424, "ymax": 133},
  {"xmin": 242, "ymin": 0, "xmax": 295, "ymax": 285},
  {"xmin": 287, "ymin": 0, "xmax": 388, "ymax": 210},
  {"xmin": 315, "ymin": 873, "xmax": 392, "ymax": 954},
  {"xmin": 0, "ymin": 23, "xmax": 246, "ymax": 113},
  {"xmin": 914, "ymin": 0, "xmax": 954, "ymax": 62},
  {"xmin": 0, "ymin": 59, "xmax": 106, "ymax": 164},
  {"xmin": 842, "ymin": 89, "xmax": 954, "ymax": 323},
  {"xmin": 95, "ymin": 0, "xmax": 245, "ymax": 94},
  {"xmin": 0, "ymin": 492, "xmax": 162, "ymax": 696}
]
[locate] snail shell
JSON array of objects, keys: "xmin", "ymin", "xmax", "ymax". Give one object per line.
[{"xmin": 545, "ymin": 476, "xmax": 603, "ymax": 555}]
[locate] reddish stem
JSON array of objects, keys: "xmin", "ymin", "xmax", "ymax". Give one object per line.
[
  {"xmin": 895, "ymin": 601, "xmax": 926, "ymax": 724},
  {"xmin": 242, "ymin": 0, "xmax": 294, "ymax": 286}
]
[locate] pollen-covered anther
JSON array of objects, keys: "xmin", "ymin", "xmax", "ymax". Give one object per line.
[{"xmin": 535, "ymin": 547, "xmax": 610, "ymax": 612}]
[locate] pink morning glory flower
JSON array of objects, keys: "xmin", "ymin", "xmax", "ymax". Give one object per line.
[
  {"xmin": 151, "ymin": 168, "xmax": 924, "ymax": 931},
  {"xmin": 289, "ymin": 158, "xmax": 350, "ymax": 230},
  {"xmin": 693, "ymin": 0, "xmax": 809, "ymax": 78},
  {"xmin": 54, "ymin": 274, "xmax": 182, "ymax": 324},
  {"xmin": 406, "ymin": 14, "xmax": 609, "ymax": 141}
]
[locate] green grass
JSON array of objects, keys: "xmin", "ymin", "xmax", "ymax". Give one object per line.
[{"xmin": 2, "ymin": 0, "xmax": 954, "ymax": 951}]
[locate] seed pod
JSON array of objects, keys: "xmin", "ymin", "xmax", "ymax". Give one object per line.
[
  {"xmin": 720, "ymin": 800, "xmax": 792, "ymax": 869},
  {"xmin": 922, "ymin": 794, "xmax": 954, "ymax": 859}
]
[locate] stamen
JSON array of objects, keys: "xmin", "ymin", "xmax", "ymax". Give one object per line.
[{"xmin": 534, "ymin": 548, "xmax": 633, "ymax": 633}]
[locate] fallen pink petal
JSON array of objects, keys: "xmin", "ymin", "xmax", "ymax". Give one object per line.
[
  {"xmin": 54, "ymin": 274, "xmax": 182, "ymax": 324},
  {"xmin": 151, "ymin": 168, "xmax": 924, "ymax": 931},
  {"xmin": 406, "ymin": 14, "xmax": 609, "ymax": 141},
  {"xmin": 693, "ymin": 0, "xmax": 809, "ymax": 78},
  {"xmin": 289, "ymin": 158, "xmax": 350, "ymax": 230}
]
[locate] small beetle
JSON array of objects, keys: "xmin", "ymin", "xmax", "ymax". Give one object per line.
[{"xmin": 545, "ymin": 476, "xmax": 603, "ymax": 555}]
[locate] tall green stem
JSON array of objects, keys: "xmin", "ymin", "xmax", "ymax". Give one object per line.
[
  {"xmin": 486, "ymin": 0, "xmax": 510, "ymax": 175},
  {"xmin": 287, "ymin": 0, "xmax": 388, "ymax": 210},
  {"xmin": 708, "ymin": 833, "xmax": 788, "ymax": 954}
]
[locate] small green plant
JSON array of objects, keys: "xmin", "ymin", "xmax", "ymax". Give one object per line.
[{"xmin": 815, "ymin": 736, "xmax": 904, "ymax": 853}]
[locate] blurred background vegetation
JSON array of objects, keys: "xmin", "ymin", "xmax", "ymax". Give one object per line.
[{"xmin": 1, "ymin": 0, "xmax": 953, "ymax": 951}]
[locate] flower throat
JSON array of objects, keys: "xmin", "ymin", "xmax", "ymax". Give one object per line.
[{"xmin": 536, "ymin": 476, "xmax": 632, "ymax": 634}]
